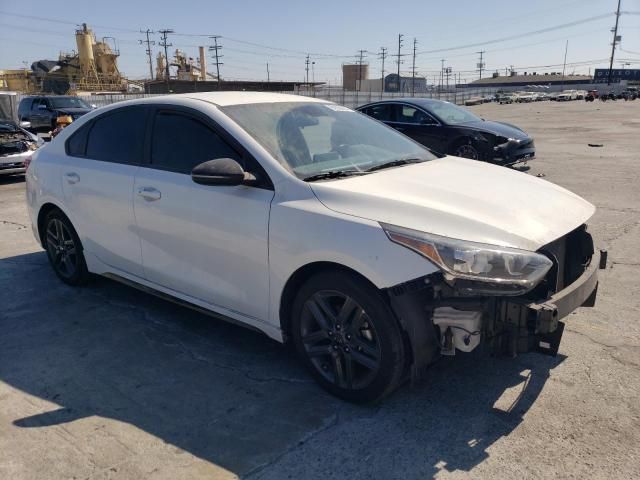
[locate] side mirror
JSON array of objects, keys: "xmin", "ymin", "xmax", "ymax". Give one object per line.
[
  {"xmin": 191, "ymin": 158, "xmax": 257, "ymax": 186},
  {"xmin": 91, "ymin": 104, "xmax": 97, "ymax": 109}
]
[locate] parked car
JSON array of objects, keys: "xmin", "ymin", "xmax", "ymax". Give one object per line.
[
  {"xmin": 585, "ymin": 90, "xmax": 599, "ymax": 102},
  {"xmin": 515, "ymin": 92, "xmax": 536, "ymax": 103},
  {"xmin": 18, "ymin": 95, "xmax": 93, "ymax": 131},
  {"xmin": 0, "ymin": 119, "xmax": 42, "ymax": 176},
  {"xmin": 556, "ymin": 90, "xmax": 578, "ymax": 101},
  {"xmin": 357, "ymin": 98, "xmax": 535, "ymax": 165},
  {"xmin": 26, "ymin": 92, "xmax": 604, "ymax": 402},
  {"xmin": 496, "ymin": 94, "xmax": 515, "ymax": 104}
]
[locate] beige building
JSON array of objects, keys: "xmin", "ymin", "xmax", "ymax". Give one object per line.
[{"xmin": 342, "ymin": 63, "xmax": 369, "ymax": 91}]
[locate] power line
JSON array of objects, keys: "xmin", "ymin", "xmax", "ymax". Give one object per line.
[
  {"xmin": 608, "ymin": 0, "xmax": 622, "ymax": 85},
  {"xmin": 209, "ymin": 35, "xmax": 223, "ymax": 87},
  {"xmin": 477, "ymin": 50, "xmax": 486, "ymax": 79},
  {"xmin": 378, "ymin": 47, "xmax": 388, "ymax": 92},
  {"xmin": 158, "ymin": 29, "xmax": 174, "ymax": 92},
  {"xmin": 356, "ymin": 50, "xmax": 367, "ymax": 91},
  {"xmin": 416, "ymin": 13, "xmax": 614, "ymax": 55},
  {"xmin": 411, "ymin": 39, "xmax": 418, "ymax": 96},
  {"xmin": 138, "ymin": 29, "xmax": 155, "ymax": 80},
  {"xmin": 394, "ymin": 34, "xmax": 408, "ymax": 92}
]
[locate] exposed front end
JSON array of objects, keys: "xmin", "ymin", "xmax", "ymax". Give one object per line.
[
  {"xmin": 384, "ymin": 224, "xmax": 605, "ymax": 378},
  {"xmin": 493, "ymin": 136, "xmax": 535, "ymax": 165}
]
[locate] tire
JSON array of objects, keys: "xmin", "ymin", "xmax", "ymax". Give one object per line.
[
  {"xmin": 451, "ymin": 139, "xmax": 481, "ymax": 160},
  {"xmin": 43, "ymin": 210, "xmax": 90, "ymax": 286},
  {"xmin": 291, "ymin": 271, "xmax": 406, "ymax": 403}
]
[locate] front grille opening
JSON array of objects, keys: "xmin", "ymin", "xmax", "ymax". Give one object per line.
[{"xmin": 532, "ymin": 224, "xmax": 593, "ymax": 299}]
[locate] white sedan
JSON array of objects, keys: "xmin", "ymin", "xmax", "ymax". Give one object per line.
[{"xmin": 25, "ymin": 92, "xmax": 603, "ymax": 402}]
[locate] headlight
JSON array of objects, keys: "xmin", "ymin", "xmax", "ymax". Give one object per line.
[{"xmin": 381, "ymin": 223, "xmax": 552, "ymax": 296}]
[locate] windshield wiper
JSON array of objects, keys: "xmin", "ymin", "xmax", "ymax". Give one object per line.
[
  {"xmin": 365, "ymin": 158, "xmax": 426, "ymax": 172},
  {"xmin": 303, "ymin": 170, "xmax": 368, "ymax": 182}
]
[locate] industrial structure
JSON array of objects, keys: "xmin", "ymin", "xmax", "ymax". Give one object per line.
[
  {"xmin": 0, "ymin": 23, "xmax": 127, "ymax": 94},
  {"xmin": 342, "ymin": 63, "xmax": 369, "ymax": 91}
]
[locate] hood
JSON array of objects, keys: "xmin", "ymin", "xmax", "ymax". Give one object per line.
[
  {"xmin": 462, "ymin": 120, "xmax": 529, "ymax": 140},
  {"xmin": 54, "ymin": 107, "xmax": 91, "ymax": 115},
  {"xmin": 310, "ymin": 157, "xmax": 595, "ymax": 251}
]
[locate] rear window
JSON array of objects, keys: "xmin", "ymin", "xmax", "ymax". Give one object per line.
[
  {"xmin": 85, "ymin": 107, "xmax": 146, "ymax": 164},
  {"xmin": 66, "ymin": 122, "xmax": 91, "ymax": 157}
]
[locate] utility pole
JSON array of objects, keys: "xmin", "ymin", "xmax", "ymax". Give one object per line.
[
  {"xmin": 138, "ymin": 29, "xmax": 155, "ymax": 80},
  {"xmin": 440, "ymin": 58, "xmax": 445, "ymax": 92},
  {"xmin": 378, "ymin": 47, "xmax": 387, "ymax": 93},
  {"xmin": 411, "ymin": 38, "xmax": 417, "ymax": 96},
  {"xmin": 158, "ymin": 29, "xmax": 173, "ymax": 92},
  {"xmin": 607, "ymin": 0, "xmax": 622, "ymax": 85},
  {"xmin": 356, "ymin": 50, "xmax": 367, "ymax": 91},
  {"xmin": 305, "ymin": 55, "xmax": 310, "ymax": 85},
  {"xmin": 394, "ymin": 34, "xmax": 407, "ymax": 93},
  {"xmin": 208, "ymin": 36, "xmax": 223, "ymax": 89},
  {"xmin": 266, "ymin": 63, "xmax": 270, "ymax": 83},
  {"xmin": 561, "ymin": 40, "xmax": 569, "ymax": 92},
  {"xmin": 477, "ymin": 50, "xmax": 486, "ymax": 80}
]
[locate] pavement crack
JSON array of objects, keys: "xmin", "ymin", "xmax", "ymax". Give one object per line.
[
  {"xmin": 0, "ymin": 219, "xmax": 28, "ymax": 229},
  {"xmin": 565, "ymin": 327, "xmax": 638, "ymax": 349},
  {"xmin": 242, "ymin": 411, "xmax": 341, "ymax": 479}
]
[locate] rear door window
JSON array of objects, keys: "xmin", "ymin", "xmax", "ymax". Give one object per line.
[
  {"xmin": 18, "ymin": 99, "xmax": 34, "ymax": 117},
  {"xmin": 85, "ymin": 107, "xmax": 146, "ymax": 164},
  {"xmin": 149, "ymin": 111, "xmax": 240, "ymax": 174}
]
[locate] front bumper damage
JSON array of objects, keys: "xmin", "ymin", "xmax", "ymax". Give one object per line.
[
  {"xmin": 386, "ymin": 229, "xmax": 606, "ymax": 380},
  {"xmin": 493, "ymin": 137, "xmax": 535, "ymax": 165}
]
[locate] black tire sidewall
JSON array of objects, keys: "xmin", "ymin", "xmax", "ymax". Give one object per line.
[
  {"xmin": 291, "ymin": 271, "xmax": 405, "ymax": 403},
  {"xmin": 451, "ymin": 139, "xmax": 481, "ymax": 160},
  {"xmin": 44, "ymin": 210, "xmax": 89, "ymax": 286}
]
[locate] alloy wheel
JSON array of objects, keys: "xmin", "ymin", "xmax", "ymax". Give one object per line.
[
  {"xmin": 46, "ymin": 218, "xmax": 79, "ymax": 279},
  {"xmin": 300, "ymin": 290, "xmax": 381, "ymax": 390},
  {"xmin": 454, "ymin": 144, "xmax": 479, "ymax": 159}
]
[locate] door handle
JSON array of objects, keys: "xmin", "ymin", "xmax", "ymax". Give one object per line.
[
  {"xmin": 137, "ymin": 186, "xmax": 161, "ymax": 201},
  {"xmin": 64, "ymin": 172, "xmax": 80, "ymax": 184},
  {"xmin": 395, "ymin": 126, "xmax": 406, "ymax": 132}
]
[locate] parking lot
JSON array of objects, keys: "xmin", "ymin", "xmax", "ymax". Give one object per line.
[{"xmin": 1, "ymin": 100, "xmax": 639, "ymax": 480}]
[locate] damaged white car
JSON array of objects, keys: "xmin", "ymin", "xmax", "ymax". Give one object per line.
[
  {"xmin": 1, "ymin": 120, "xmax": 41, "ymax": 176},
  {"xmin": 25, "ymin": 93, "xmax": 605, "ymax": 402}
]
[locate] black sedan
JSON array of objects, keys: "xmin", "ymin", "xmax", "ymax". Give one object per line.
[{"xmin": 357, "ymin": 98, "xmax": 535, "ymax": 166}]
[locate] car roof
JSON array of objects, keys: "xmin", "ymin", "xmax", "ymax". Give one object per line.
[
  {"xmin": 131, "ymin": 91, "xmax": 330, "ymax": 108},
  {"xmin": 358, "ymin": 97, "xmax": 451, "ymax": 109}
]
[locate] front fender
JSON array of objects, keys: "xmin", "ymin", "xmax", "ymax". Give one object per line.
[{"xmin": 268, "ymin": 196, "xmax": 439, "ymax": 335}]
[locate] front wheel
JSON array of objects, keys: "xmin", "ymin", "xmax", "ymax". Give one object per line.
[
  {"xmin": 452, "ymin": 141, "xmax": 481, "ymax": 160},
  {"xmin": 44, "ymin": 210, "xmax": 90, "ymax": 286},
  {"xmin": 291, "ymin": 271, "xmax": 406, "ymax": 403}
]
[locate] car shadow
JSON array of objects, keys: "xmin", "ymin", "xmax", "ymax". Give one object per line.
[
  {"xmin": 0, "ymin": 251, "xmax": 564, "ymax": 478},
  {"xmin": 0, "ymin": 174, "xmax": 25, "ymax": 185}
]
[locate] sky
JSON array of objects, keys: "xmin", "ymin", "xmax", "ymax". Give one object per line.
[{"xmin": 0, "ymin": 0, "xmax": 639, "ymax": 84}]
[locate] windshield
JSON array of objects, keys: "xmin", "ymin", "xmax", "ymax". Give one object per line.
[
  {"xmin": 427, "ymin": 101, "xmax": 481, "ymax": 125},
  {"xmin": 49, "ymin": 97, "xmax": 90, "ymax": 109},
  {"xmin": 222, "ymin": 102, "xmax": 435, "ymax": 180}
]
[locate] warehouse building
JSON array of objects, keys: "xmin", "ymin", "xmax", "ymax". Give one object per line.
[{"xmin": 466, "ymin": 71, "xmax": 592, "ymax": 89}]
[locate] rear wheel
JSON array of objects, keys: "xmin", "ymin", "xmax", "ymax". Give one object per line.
[
  {"xmin": 291, "ymin": 271, "xmax": 406, "ymax": 403},
  {"xmin": 44, "ymin": 210, "xmax": 90, "ymax": 286}
]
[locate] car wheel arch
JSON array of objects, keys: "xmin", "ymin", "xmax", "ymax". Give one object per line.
[
  {"xmin": 37, "ymin": 203, "xmax": 80, "ymax": 249},
  {"xmin": 278, "ymin": 261, "xmax": 383, "ymax": 341}
]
